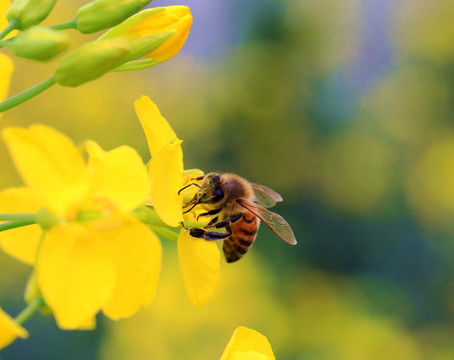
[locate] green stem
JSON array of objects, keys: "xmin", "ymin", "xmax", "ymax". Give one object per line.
[
  {"xmin": 0, "ymin": 220, "xmax": 36, "ymax": 232},
  {"xmin": 149, "ymin": 225, "xmax": 179, "ymax": 242},
  {"xmin": 14, "ymin": 297, "xmax": 44, "ymax": 326},
  {"xmin": 0, "ymin": 213, "xmax": 37, "ymax": 222},
  {"xmin": 0, "ymin": 76, "xmax": 57, "ymax": 113},
  {"xmin": 133, "ymin": 206, "xmax": 168, "ymax": 228},
  {"xmin": 48, "ymin": 18, "xmax": 77, "ymax": 31},
  {"xmin": 0, "ymin": 18, "xmax": 19, "ymax": 40}
]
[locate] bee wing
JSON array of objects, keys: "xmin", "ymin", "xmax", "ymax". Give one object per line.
[
  {"xmin": 250, "ymin": 182, "xmax": 283, "ymax": 208},
  {"xmin": 238, "ymin": 199, "xmax": 297, "ymax": 245}
]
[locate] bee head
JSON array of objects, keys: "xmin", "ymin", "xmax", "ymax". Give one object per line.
[
  {"xmin": 198, "ymin": 173, "xmax": 224, "ymax": 204},
  {"xmin": 181, "ymin": 173, "xmax": 225, "ymax": 214}
]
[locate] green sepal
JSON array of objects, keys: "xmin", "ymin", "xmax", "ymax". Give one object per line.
[
  {"xmin": 55, "ymin": 39, "xmax": 130, "ymax": 87},
  {"xmin": 184, "ymin": 169, "xmax": 205, "ymax": 177},
  {"xmin": 24, "ymin": 271, "xmax": 40, "ymax": 304},
  {"xmin": 115, "ymin": 30, "xmax": 175, "ymax": 64},
  {"xmin": 98, "ymin": 7, "xmax": 165, "ymax": 40},
  {"xmin": 76, "ymin": 210, "xmax": 105, "ymax": 223},
  {"xmin": 24, "ymin": 273, "xmax": 53, "ymax": 315},
  {"xmin": 6, "ymin": 0, "xmax": 57, "ymax": 30},
  {"xmin": 76, "ymin": 0, "xmax": 151, "ymax": 34},
  {"xmin": 182, "ymin": 220, "xmax": 211, "ymax": 229},
  {"xmin": 8, "ymin": 27, "xmax": 69, "ymax": 61},
  {"xmin": 110, "ymin": 58, "xmax": 161, "ymax": 72}
]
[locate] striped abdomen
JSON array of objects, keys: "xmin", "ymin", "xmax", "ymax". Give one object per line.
[{"xmin": 222, "ymin": 211, "xmax": 260, "ymax": 263}]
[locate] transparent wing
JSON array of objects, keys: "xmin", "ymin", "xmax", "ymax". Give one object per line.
[
  {"xmin": 250, "ymin": 182, "xmax": 283, "ymax": 208},
  {"xmin": 238, "ymin": 200, "xmax": 297, "ymax": 245}
]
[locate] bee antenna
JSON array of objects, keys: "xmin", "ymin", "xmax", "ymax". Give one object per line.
[
  {"xmin": 178, "ymin": 183, "xmax": 202, "ymax": 195},
  {"xmin": 182, "ymin": 193, "xmax": 206, "ymax": 214},
  {"xmin": 183, "ymin": 201, "xmax": 199, "ymax": 214}
]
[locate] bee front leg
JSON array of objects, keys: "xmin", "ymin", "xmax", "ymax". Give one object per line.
[
  {"xmin": 205, "ymin": 214, "xmax": 242, "ymax": 229},
  {"xmin": 196, "ymin": 208, "xmax": 221, "ymax": 221},
  {"xmin": 187, "ymin": 228, "xmax": 232, "ymax": 241},
  {"xmin": 180, "ymin": 220, "xmax": 233, "ymax": 241}
]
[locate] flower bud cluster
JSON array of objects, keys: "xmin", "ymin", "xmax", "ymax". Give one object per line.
[{"xmin": 1, "ymin": 0, "xmax": 193, "ymax": 86}]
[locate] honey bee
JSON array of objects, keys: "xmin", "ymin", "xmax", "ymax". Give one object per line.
[{"xmin": 179, "ymin": 172, "xmax": 297, "ymax": 263}]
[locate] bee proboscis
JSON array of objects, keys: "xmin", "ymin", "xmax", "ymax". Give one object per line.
[{"xmin": 180, "ymin": 173, "xmax": 297, "ymax": 263}]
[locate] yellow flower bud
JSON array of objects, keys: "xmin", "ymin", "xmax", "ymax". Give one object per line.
[
  {"xmin": 9, "ymin": 27, "xmax": 69, "ymax": 61},
  {"xmin": 55, "ymin": 39, "xmax": 130, "ymax": 87},
  {"xmin": 6, "ymin": 0, "xmax": 57, "ymax": 30},
  {"xmin": 76, "ymin": 0, "xmax": 151, "ymax": 34},
  {"xmin": 100, "ymin": 6, "xmax": 192, "ymax": 62}
]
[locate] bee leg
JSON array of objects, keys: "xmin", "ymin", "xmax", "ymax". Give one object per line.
[
  {"xmin": 205, "ymin": 214, "xmax": 242, "ymax": 229},
  {"xmin": 191, "ymin": 175, "xmax": 205, "ymax": 181},
  {"xmin": 187, "ymin": 228, "xmax": 232, "ymax": 241},
  {"xmin": 206, "ymin": 216, "xmax": 218, "ymax": 227},
  {"xmin": 196, "ymin": 208, "xmax": 221, "ymax": 221}
]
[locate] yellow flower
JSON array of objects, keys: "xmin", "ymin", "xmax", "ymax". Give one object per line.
[
  {"xmin": 135, "ymin": 96, "xmax": 220, "ymax": 308},
  {"xmin": 101, "ymin": 6, "xmax": 193, "ymax": 61},
  {"xmin": 220, "ymin": 327, "xmax": 276, "ymax": 360},
  {"xmin": 0, "ymin": 306, "xmax": 28, "ymax": 350},
  {"xmin": 0, "ymin": 125, "xmax": 162, "ymax": 329}
]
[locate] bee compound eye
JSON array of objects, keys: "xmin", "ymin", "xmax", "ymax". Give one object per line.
[{"xmin": 213, "ymin": 186, "xmax": 224, "ymax": 201}]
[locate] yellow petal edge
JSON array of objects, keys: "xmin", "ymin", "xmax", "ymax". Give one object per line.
[
  {"xmin": 220, "ymin": 327, "xmax": 276, "ymax": 360},
  {"xmin": 0, "ymin": 307, "xmax": 28, "ymax": 350},
  {"xmin": 135, "ymin": 95, "xmax": 179, "ymax": 157}
]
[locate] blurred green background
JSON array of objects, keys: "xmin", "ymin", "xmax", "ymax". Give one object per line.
[{"xmin": 3, "ymin": 0, "xmax": 454, "ymax": 358}]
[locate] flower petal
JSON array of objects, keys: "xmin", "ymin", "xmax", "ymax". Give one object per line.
[
  {"xmin": 0, "ymin": 0, "xmax": 9, "ymax": 29},
  {"xmin": 77, "ymin": 316, "xmax": 96, "ymax": 330},
  {"xmin": 0, "ymin": 307, "xmax": 28, "ymax": 350},
  {"xmin": 135, "ymin": 95, "xmax": 179, "ymax": 157},
  {"xmin": 102, "ymin": 216, "xmax": 162, "ymax": 319},
  {"xmin": 0, "ymin": 53, "xmax": 13, "ymax": 121},
  {"xmin": 140, "ymin": 6, "xmax": 193, "ymax": 61},
  {"xmin": 38, "ymin": 223, "xmax": 116, "ymax": 329},
  {"xmin": 220, "ymin": 327, "xmax": 276, "ymax": 360},
  {"xmin": 2, "ymin": 125, "xmax": 87, "ymax": 216},
  {"xmin": 85, "ymin": 141, "xmax": 150, "ymax": 213},
  {"xmin": 149, "ymin": 139, "xmax": 184, "ymax": 227},
  {"xmin": 0, "ymin": 187, "xmax": 42, "ymax": 264},
  {"xmin": 177, "ymin": 229, "xmax": 220, "ymax": 307}
]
